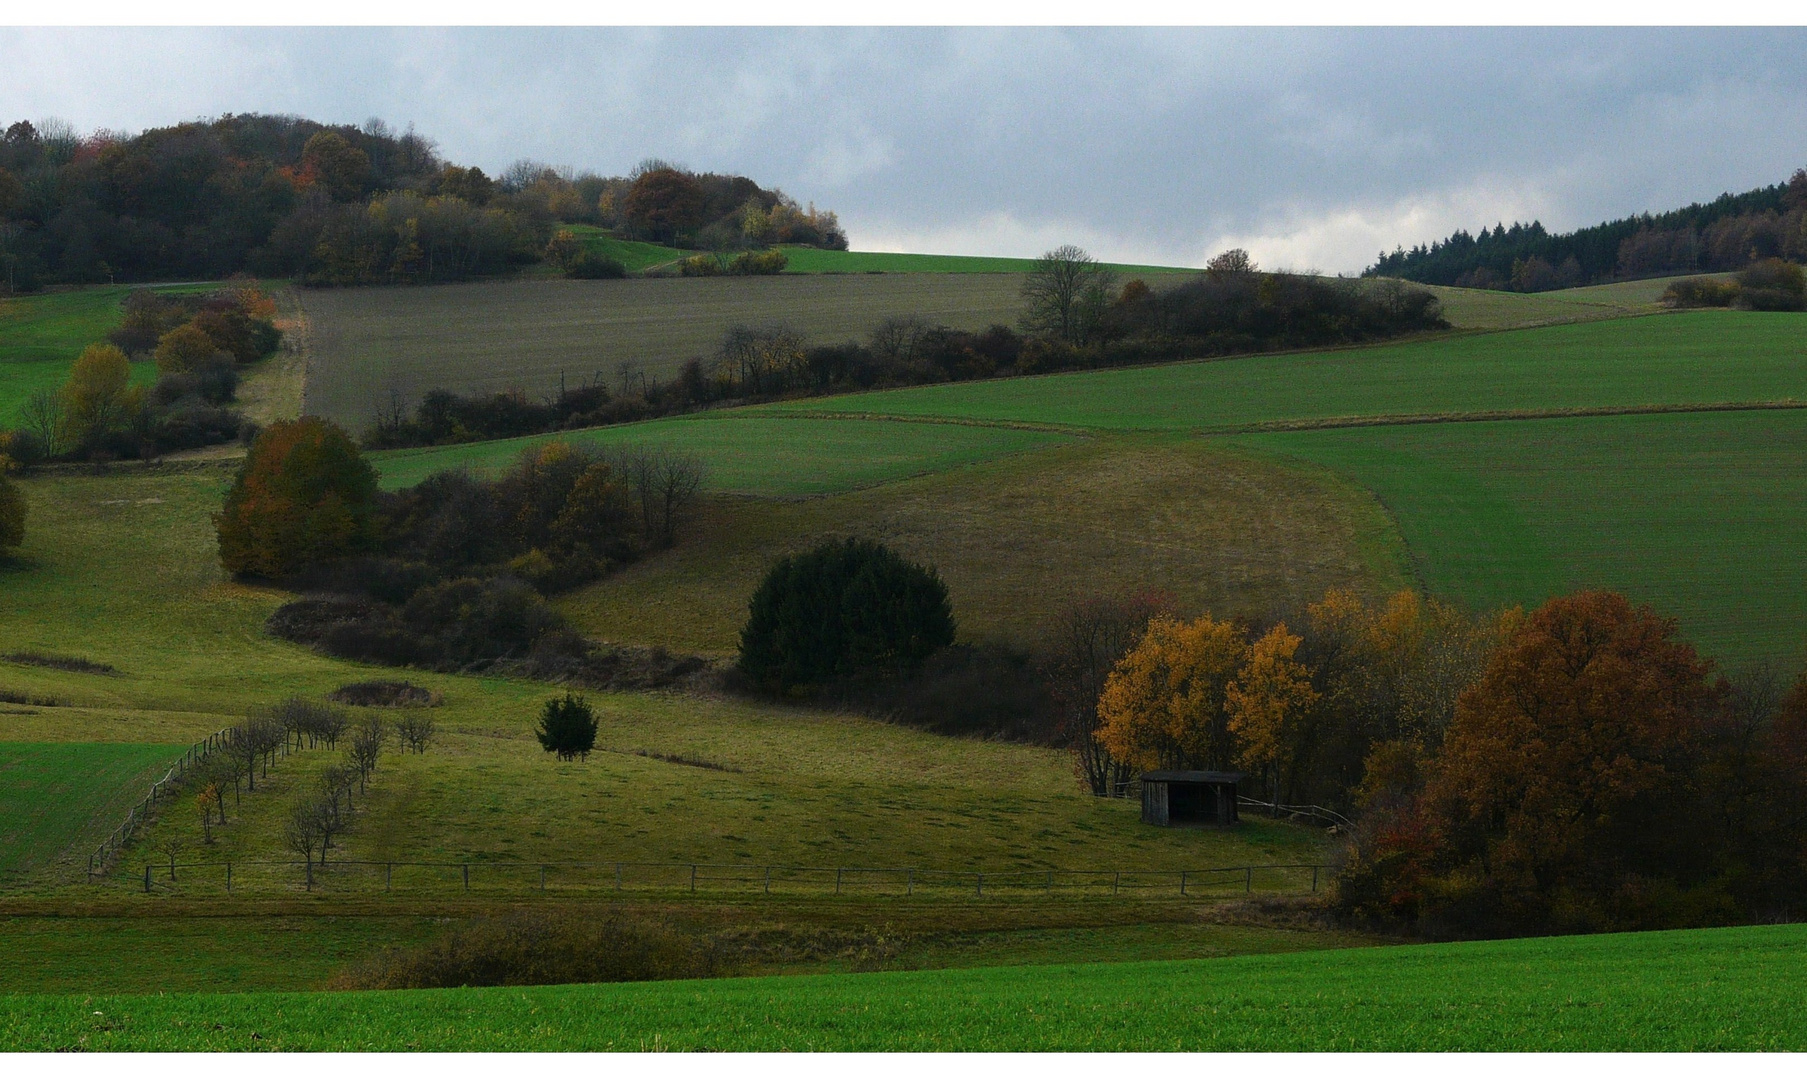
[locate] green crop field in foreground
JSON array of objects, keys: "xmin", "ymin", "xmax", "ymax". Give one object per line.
[
  {"xmin": 1232, "ymin": 409, "xmax": 1807, "ymax": 669},
  {"xmin": 369, "ymin": 415, "xmax": 1070, "ymax": 494},
  {"xmin": 761, "ymin": 311, "xmax": 1807, "ymax": 431},
  {"xmin": 0, "ymin": 743, "xmax": 182, "ymax": 883},
  {"xmin": 299, "ymin": 274, "xmax": 1031, "ymax": 429},
  {"xmin": 2, "ymin": 923, "xmax": 1800, "ymax": 1051}
]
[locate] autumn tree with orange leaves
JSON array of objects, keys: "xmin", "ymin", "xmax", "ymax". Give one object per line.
[
  {"xmin": 1337, "ymin": 590, "xmax": 1807, "ymax": 933},
  {"xmin": 1096, "ymin": 613, "xmax": 1245, "ymax": 773},
  {"xmin": 215, "ymin": 418, "xmax": 377, "ymax": 578}
]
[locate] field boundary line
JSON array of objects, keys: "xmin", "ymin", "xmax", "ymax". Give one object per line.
[
  {"xmin": 108, "ymin": 858, "xmax": 1336, "ymax": 900},
  {"xmin": 1198, "ymin": 399, "xmax": 1807, "ymax": 437}
]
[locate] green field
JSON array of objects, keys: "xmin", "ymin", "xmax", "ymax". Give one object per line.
[
  {"xmin": 759, "ymin": 311, "xmax": 1807, "ymax": 432},
  {"xmin": 2, "ymin": 923, "xmax": 1800, "ymax": 1050},
  {"xmin": 1233, "ymin": 409, "xmax": 1807, "ymax": 668},
  {"xmin": 299, "ymin": 274, "xmax": 1032, "ymax": 429},
  {"xmin": 369, "ymin": 414, "xmax": 1070, "ymax": 494},
  {"xmin": 0, "ymin": 743, "xmax": 183, "ymax": 883},
  {"xmin": 0, "ymin": 911, "xmax": 1361, "ymax": 995},
  {"xmin": 562, "ymin": 226, "xmax": 691, "ymax": 274},
  {"xmin": 0, "ymin": 288, "xmax": 158, "ymax": 425}
]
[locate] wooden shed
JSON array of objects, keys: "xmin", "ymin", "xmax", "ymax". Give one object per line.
[{"xmin": 1140, "ymin": 771, "xmax": 1243, "ymax": 827}]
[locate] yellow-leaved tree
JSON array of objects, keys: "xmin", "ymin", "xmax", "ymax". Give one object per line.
[
  {"xmin": 62, "ymin": 343, "xmax": 142, "ymax": 453},
  {"xmin": 1226, "ymin": 622, "xmax": 1319, "ymax": 811},
  {"xmin": 1096, "ymin": 614, "xmax": 1245, "ymax": 772}
]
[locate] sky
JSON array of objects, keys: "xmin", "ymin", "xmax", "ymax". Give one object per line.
[{"xmin": 4, "ymin": 27, "xmax": 1807, "ymax": 272}]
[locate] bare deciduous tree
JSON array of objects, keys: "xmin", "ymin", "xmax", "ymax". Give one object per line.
[
  {"xmin": 1020, "ymin": 245, "xmax": 1118, "ymax": 346},
  {"xmin": 1042, "ymin": 593, "xmax": 1168, "ymax": 797},
  {"xmin": 348, "ymin": 716, "xmax": 385, "ymax": 792},
  {"xmin": 285, "ymin": 799, "xmax": 325, "ymax": 888},
  {"xmin": 395, "ymin": 710, "xmax": 437, "ymax": 754},
  {"xmin": 21, "ymin": 389, "xmax": 64, "ymax": 459}
]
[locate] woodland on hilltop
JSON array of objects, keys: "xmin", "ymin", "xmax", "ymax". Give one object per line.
[
  {"xmin": 1366, "ymin": 167, "xmax": 1807, "ymax": 291},
  {"xmin": 0, "ymin": 115, "xmax": 843, "ymax": 291}
]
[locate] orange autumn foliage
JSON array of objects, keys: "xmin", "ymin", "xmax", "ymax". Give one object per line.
[{"xmin": 215, "ymin": 418, "xmax": 377, "ymax": 578}]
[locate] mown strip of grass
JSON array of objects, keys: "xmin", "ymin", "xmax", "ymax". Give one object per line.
[{"xmin": 2, "ymin": 923, "xmax": 1800, "ymax": 1051}]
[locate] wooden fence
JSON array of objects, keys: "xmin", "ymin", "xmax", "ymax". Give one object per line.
[
  {"xmin": 87, "ymin": 726, "xmax": 235, "ymax": 877},
  {"xmin": 125, "ymin": 858, "xmax": 1335, "ymax": 899}
]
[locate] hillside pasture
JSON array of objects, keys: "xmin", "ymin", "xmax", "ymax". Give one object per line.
[
  {"xmin": 4, "ymin": 923, "xmax": 1803, "ymax": 1050},
  {"xmin": 1412, "ymin": 273, "xmax": 1715, "ymax": 330},
  {"xmin": 561, "ymin": 437, "xmax": 1408, "ymax": 652},
  {"xmin": 369, "ymin": 414, "xmax": 1071, "ymax": 495},
  {"xmin": 760, "ymin": 311, "xmax": 1807, "ymax": 432},
  {"xmin": 0, "ymin": 459, "xmax": 1342, "ymax": 893},
  {"xmin": 299, "ymin": 274, "xmax": 1031, "ymax": 429},
  {"xmin": 0, "ymin": 742, "xmax": 183, "ymax": 883},
  {"xmin": 1233, "ymin": 409, "xmax": 1807, "ymax": 669}
]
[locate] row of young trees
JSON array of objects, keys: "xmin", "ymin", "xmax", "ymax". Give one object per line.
[
  {"xmin": 0, "ymin": 115, "xmax": 845, "ymax": 291},
  {"xmin": 1367, "ymin": 167, "xmax": 1807, "ymax": 291}
]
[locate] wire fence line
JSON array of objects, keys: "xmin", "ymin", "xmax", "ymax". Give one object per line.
[
  {"xmin": 123, "ymin": 858, "xmax": 1336, "ymax": 899},
  {"xmin": 87, "ymin": 726, "xmax": 236, "ymax": 877}
]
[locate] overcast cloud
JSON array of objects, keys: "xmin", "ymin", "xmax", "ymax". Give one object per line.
[{"xmin": 4, "ymin": 27, "xmax": 1806, "ymax": 272}]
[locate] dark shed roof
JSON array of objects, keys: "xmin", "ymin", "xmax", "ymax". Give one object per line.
[{"xmin": 1140, "ymin": 771, "xmax": 1244, "ymax": 784}]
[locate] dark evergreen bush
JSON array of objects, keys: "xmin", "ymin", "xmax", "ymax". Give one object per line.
[
  {"xmin": 536, "ymin": 692, "xmax": 598, "ymax": 761},
  {"xmin": 738, "ymin": 538, "xmax": 955, "ymax": 693}
]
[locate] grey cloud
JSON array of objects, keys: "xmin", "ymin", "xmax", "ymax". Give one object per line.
[{"xmin": 2, "ymin": 27, "xmax": 1804, "ymax": 271}]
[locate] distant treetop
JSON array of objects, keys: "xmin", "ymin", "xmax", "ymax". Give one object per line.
[{"xmin": 0, "ymin": 113, "xmax": 845, "ymax": 291}]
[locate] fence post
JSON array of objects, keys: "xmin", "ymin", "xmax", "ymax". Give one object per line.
[
  {"xmin": 226, "ymin": 861, "xmax": 232, "ymax": 894},
  {"xmin": 1245, "ymin": 866, "xmax": 1252, "ymax": 894},
  {"xmin": 835, "ymin": 868, "xmax": 842, "ymax": 895},
  {"xmin": 463, "ymin": 864, "xmax": 469, "ymax": 891},
  {"xmin": 1047, "ymin": 870, "xmax": 1053, "ymax": 893},
  {"xmin": 764, "ymin": 866, "xmax": 771, "ymax": 895},
  {"xmin": 690, "ymin": 865, "xmax": 697, "ymax": 893},
  {"xmin": 1180, "ymin": 871, "xmax": 1187, "ymax": 896},
  {"xmin": 976, "ymin": 873, "xmax": 983, "ymax": 897},
  {"xmin": 1113, "ymin": 871, "xmax": 1120, "ymax": 896},
  {"xmin": 907, "ymin": 868, "xmax": 914, "ymax": 896},
  {"xmin": 615, "ymin": 862, "xmax": 623, "ymax": 890},
  {"xmin": 143, "ymin": 864, "xmax": 151, "ymax": 894},
  {"xmin": 1312, "ymin": 866, "xmax": 1319, "ymax": 893},
  {"xmin": 539, "ymin": 866, "xmax": 547, "ymax": 892}
]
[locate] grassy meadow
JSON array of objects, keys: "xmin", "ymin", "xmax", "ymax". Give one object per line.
[
  {"xmin": 369, "ymin": 414, "xmax": 1072, "ymax": 494},
  {"xmin": 0, "ymin": 455, "xmax": 1340, "ymax": 903},
  {"xmin": 560, "ymin": 437, "xmax": 1407, "ymax": 652},
  {"xmin": 3, "ymin": 923, "xmax": 1801, "ymax": 1050},
  {"xmin": 759, "ymin": 311, "xmax": 1807, "ymax": 431}
]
